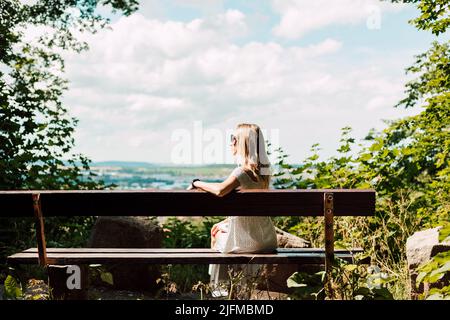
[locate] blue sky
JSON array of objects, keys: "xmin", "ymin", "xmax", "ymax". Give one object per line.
[{"xmin": 56, "ymin": 0, "xmax": 446, "ymax": 165}]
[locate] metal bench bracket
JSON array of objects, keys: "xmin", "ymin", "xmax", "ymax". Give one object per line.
[
  {"xmin": 32, "ymin": 193, "xmax": 47, "ymax": 267},
  {"xmin": 324, "ymin": 192, "xmax": 334, "ymax": 296}
]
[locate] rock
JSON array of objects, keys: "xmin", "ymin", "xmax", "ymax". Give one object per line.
[
  {"xmin": 88, "ymin": 216, "xmax": 164, "ymax": 292},
  {"xmin": 257, "ymin": 227, "xmax": 312, "ymax": 294},
  {"xmin": 406, "ymin": 226, "xmax": 450, "ymax": 299},
  {"xmin": 275, "ymin": 227, "xmax": 310, "ymax": 248}
]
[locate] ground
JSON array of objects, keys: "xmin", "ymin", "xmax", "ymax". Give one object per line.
[{"xmin": 1, "ymin": 279, "xmax": 289, "ymax": 300}]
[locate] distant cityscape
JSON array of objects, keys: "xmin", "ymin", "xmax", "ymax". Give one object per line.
[{"xmin": 80, "ymin": 161, "xmax": 237, "ymax": 190}]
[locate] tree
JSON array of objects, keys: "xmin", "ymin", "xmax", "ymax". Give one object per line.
[
  {"xmin": 272, "ymin": 0, "xmax": 449, "ymax": 299},
  {"xmin": 0, "ymin": 0, "xmax": 138, "ymax": 190},
  {"xmin": 389, "ymin": 0, "xmax": 449, "ymax": 35},
  {"xmin": 360, "ymin": 0, "xmax": 450, "ymax": 224},
  {"xmin": 0, "ymin": 1, "xmax": 140, "ymax": 268}
]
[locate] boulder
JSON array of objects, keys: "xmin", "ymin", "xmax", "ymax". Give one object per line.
[
  {"xmin": 88, "ymin": 216, "xmax": 163, "ymax": 292},
  {"xmin": 406, "ymin": 226, "xmax": 450, "ymax": 299},
  {"xmin": 256, "ymin": 227, "xmax": 312, "ymax": 293},
  {"xmin": 275, "ymin": 227, "xmax": 310, "ymax": 248}
]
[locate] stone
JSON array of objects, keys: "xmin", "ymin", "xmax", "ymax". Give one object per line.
[
  {"xmin": 256, "ymin": 227, "xmax": 312, "ymax": 294},
  {"xmin": 406, "ymin": 226, "xmax": 450, "ymax": 299},
  {"xmin": 88, "ymin": 216, "xmax": 164, "ymax": 292},
  {"xmin": 275, "ymin": 227, "xmax": 310, "ymax": 248}
]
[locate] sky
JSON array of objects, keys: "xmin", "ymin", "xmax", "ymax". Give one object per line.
[{"xmin": 55, "ymin": 0, "xmax": 445, "ymax": 165}]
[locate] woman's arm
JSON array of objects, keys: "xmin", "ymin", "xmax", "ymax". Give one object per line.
[{"xmin": 192, "ymin": 174, "xmax": 240, "ymax": 197}]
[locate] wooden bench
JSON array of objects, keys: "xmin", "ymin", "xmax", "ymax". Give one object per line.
[{"xmin": 2, "ymin": 189, "xmax": 375, "ymax": 298}]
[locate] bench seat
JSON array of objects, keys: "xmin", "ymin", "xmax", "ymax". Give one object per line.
[{"xmin": 7, "ymin": 247, "xmax": 366, "ymax": 265}]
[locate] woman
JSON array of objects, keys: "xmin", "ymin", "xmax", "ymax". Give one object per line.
[{"xmin": 187, "ymin": 123, "xmax": 278, "ymax": 297}]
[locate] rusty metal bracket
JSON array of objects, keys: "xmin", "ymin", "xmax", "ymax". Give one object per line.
[
  {"xmin": 32, "ymin": 193, "xmax": 47, "ymax": 267},
  {"xmin": 324, "ymin": 192, "xmax": 334, "ymax": 297}
]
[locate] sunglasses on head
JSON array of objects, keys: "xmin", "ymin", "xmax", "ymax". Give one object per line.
[{"xmin": 230, "ymin": 134, "xmax": 237, "ymax": 143}]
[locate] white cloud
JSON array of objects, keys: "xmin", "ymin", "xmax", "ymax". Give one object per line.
[
  {"xmin": 272, "ymin": 0, "xmax": 405, "ymax": 39},
  {"xmin": 60, "ymin": 8, "xmax": 417, "ymax": 163}
]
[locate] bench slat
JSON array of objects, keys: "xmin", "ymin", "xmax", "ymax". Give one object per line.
[
  {"xmin": 0, "ymin": 189, "xmax": 375, "ymax": 217},
  {"xmin": 22, "ymin": 247, "xmax": 364, "ymax": 254},
  {"xmin": 8, "ymin": 248, "xmax": 365, "ymax": 265}
]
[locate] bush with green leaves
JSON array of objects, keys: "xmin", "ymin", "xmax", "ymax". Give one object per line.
[
  {"xmin": 287, "ymin": 258, "xmax": 394, "ymax": 300},
  {"xmin": 3, "ymin": 275, "xmax": 23, "ymax": 300},
  {"xmin": 271, "ymin": 0, "xmax": 449, "ymax": 299},
  {"xmin": 415, "ymin": 224, "xmax": 450, "ymax": 300},
  {"xmin": 0, "ymin": 0, "xmax": 139, "ymax": 283},
  {"xmin": 416, "ymin": 251, "xmax": 450, "ymax": 300},
  {"xmin": 162, "ymin": 216, "xmax": 223, "ymax": 249},
  {"xmin": 159, "ymin": 216, "xmax": 224, "ymax": 293}
]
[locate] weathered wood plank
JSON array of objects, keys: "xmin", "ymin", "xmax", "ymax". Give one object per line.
[
  {"xmin": 23, "ymin": 247, "xmax": 364, "ymax": 254},
  {"xmin": 7, "ymin": 250, "xmax": 363, "ymax": 265},
  {"xmin": 0, "ymin": 189, "xmax": 375, "ymax": 217}
]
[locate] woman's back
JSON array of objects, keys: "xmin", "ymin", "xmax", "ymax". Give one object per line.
[
  {"xmin": 230, "ymin": 166, "xmax": 265, "ymax": 189},
  {"xmin": 214, "ymin": 166, "xmax": 278, "ymax": 254}
]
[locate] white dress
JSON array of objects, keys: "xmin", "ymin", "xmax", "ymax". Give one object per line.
[{"xmin": 208, "ymin": 166, "xmax": 278, "ymax": 293}]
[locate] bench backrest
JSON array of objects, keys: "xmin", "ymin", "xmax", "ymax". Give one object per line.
[
  {"xmin": 0, "ymin": 189, "xmax": 376, "ymax": 273},
  {"xmin": 0, "ymin": 189, "xmax": 375, "ymax": 217}
]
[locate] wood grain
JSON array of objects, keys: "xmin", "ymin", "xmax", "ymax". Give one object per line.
[
  {"xmin": 7, "ymin": 249, "xmax": 364, "ymax": 265},
  {"xmin": 0, "ymin": 189, "xmax": 375, "ymax": 217},
  {"xmin": 22, "ymin": 247, "xmax": 364, "ymax": 253}
]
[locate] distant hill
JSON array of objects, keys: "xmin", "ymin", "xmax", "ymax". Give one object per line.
[
  {"xmin": 90, "ymin": 162, "xmax": 237, "ymax": 168},
  {"xmin": 90, "ymin": 161, "xmax": 158, "ymax": 168},
  {"xmin": 62, "ymin": 160, "xmax": 159, "ymax": 168},
  {"xmin": 62, "ymin": 160, "xmax": 236, "ymax": 168}
]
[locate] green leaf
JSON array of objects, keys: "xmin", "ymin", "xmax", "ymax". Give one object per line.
[
  {"xmin": 344, "ymin": 264, "xmax": 358, "ymax": 272},
  {"xmin": 4, "ymin": 275, "xmax": 22, "ymax": 299},
  {"xmin": 100, "ymin": 272, "xmax": 114, "ymax": 286},
  {"xmin": 416, "ymin": 271, "xmax": 427, "ymax": 287},
  {"xmin": 439, "ymin": 224, "xmax": 450, "ymax": 243},
  {"xmin": 370, "ymin": 143, "xmax": 382, "ymax": 152}
]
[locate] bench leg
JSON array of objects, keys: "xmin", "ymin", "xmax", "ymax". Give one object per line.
[
  {"xmin": 47, "ymin": 265, "xmax": 88, "ymax": 300},
  {"xmin": 324, "ymin": 192, "xmax": 334, "ymax": 298}
]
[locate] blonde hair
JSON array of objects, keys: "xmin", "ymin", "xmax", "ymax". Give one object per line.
[{"xmin": 234, "ymin": 123, "xmax": 271, "ymax": 189}]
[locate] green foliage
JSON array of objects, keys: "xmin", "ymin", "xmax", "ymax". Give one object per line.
[
  {"xmin": 287, "ymin": 258, "xmax": 394, "ymax": 300},
  {"xmin": 4, "ymin": 275, "xmax": 23, "ymax": 300},
  {"xmin": 0, "ymin": 0, "xmax": 140, "ymax": 190},
  {"xmin": 100, "ymin": 271, "xmax": 114, "ymax": 286},
  {"xmin": 162, "ymin": 216, "xmax": 222, "ymax": 249},
  {"xmin": 390, "ymin": 0, "xmax": 450, "ymax": 36},
  {"xmin": 272, "ymin": 1, "xmax": 449, "ymax": 299},
  {"xmin": 439, "ymin": 223, "xmax": 450, "ymax": 243},
  {"xmin": 331, "ymin": 260, "xmax": 395, "ymax": 300},
  {"xmin": 89, "ymin": 264, "xmax": 115, "ymax": 287},
  {"xmin": 160, "ymin": 216, "xmax": 223, "ymax": 292},
  {"xmin": 415, "ymin": 225, "xmax": 450, "ymax": 300},
  {"xmin": 287, "ymin": 271, "xmax": 326, "ymax": 300},
  {"xmin": 272, "ymin": 119, "xmax": 447, "ymax": 298},
  {"xmin": 417, "ymin": 251, "xmax": 450, "ymax": 286},
  {"xmin": 0, "ymin": 0, "xmax": 139, "ymax": 285},
  {"xmin": 416, "ymin": 251, "xmax": 450, "ymax": 300}
]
